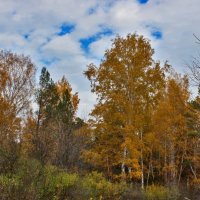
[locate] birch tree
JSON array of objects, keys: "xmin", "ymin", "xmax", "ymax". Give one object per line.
[{"xmin": 83, "ymin": 34, "xmax": 166, "ymax": 187}]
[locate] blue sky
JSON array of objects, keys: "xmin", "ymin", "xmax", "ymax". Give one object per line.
[
  {"xmin": 0, "ymin": 0, "xmax": 199, "ymax": 117},
  {"xmin": 138, "ymin": 0, "xmax": 149, "ymax": 4},
  {"xmin": 80, "ymin": 28, "xmax": 113, "ymax": 54},
  {"xmin": 58, "ymin": 24, "xmax": 75, "ymax": 36}
]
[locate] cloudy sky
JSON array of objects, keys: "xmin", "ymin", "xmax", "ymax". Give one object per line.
[{"xmin": 0, "ymin": 0, "xmax": 200, "ymax": 117}]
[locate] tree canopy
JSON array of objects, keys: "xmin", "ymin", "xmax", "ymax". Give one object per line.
[{"xmin": 0, "ymin": 34, "xmax": 200, "ymax": 199}]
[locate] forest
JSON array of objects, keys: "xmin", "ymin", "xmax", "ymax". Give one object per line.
[{"xmin": 0, "ymin": 33, "xmax": 200, "ymax": 199}]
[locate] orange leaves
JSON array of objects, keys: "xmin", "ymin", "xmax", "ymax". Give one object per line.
[
  {"xmin": 84, "ymin": 63, "xmax": 97, "ymax": 81},
  {"xmin": 84, "ymin": 33, "xmax": 167, "ymax": 181},
  {"xmin": 72, "ymin": 92, "xmax": 79, "ymax": 114},
  {"xmin": 83, "ymin": 33, "xmax": 198, "ymax": 185},
  {"xmin": 0, "ymin": 50, "xmax": 36, "ymax": 115},
  {"xmin": 151, "ymin": 73, "xmax": 191, "ymax": 183},
  {"xmin": 56, "ymin": 76, "xmax": 79, "ymax": 114},
  {"xmin": 56, "ymin": 76, "xmax": 72, "ymax": 95},
  {"xmin": 0, "ymin": 70, "xmax": 9, "ymax": 90},
  {"xmin": 21, "ymin": 117, "xmax": 36, "ymax": 156}
]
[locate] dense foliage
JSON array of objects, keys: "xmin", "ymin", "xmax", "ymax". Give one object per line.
[{"xmin": 0, "ymin": 34, "xmax": 200, "ymax": 199}]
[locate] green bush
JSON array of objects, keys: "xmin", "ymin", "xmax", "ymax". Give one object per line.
[
  {"xmin": 0, "ymin": 160, "xmax": 134, "ymax": 200},
  {"xmin": 16, "ymin": 158, "xmax": 42, "ymax": 185},
  {"xmin": 79, "ymin": 171, "xmax": 125, "ymax": 200},
  {"xmin": 0, "ymin": 174, "xmax": 21, "ymax": 200},
  {"xmin": 0, "ymin": 158, "xmax": 42, "ymax": 200},
  {"xmin": 144, "ymin": 185, "xmax": 180, "ymax": 200},
  {"xmin": 0, "ymin": 159, "xmax": 79, "ymax": 200},
  {"xmin": 39, "ymin": 164, "xmax": 78, "ymax": 200},
  {"xmin": 16, "ymin": 158, "xmax": 42, "ymax": 199},
  {"xmin": 120, "ymin": 184, "xmax": 143, "ymax": 200}
]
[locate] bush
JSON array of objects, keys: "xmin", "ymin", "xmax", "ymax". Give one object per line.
[
  {"xmin": 144, "ymin": 185, "xmax": 180, "ymax": 200},
  {"xmin": 39, "ymin": 164, "xmax": 78, "ymax": 200},
  {"xmin": 0, "ymin": 174, "xmax": 21, "ymax": 200},
  {"xmin": 0, "ymin": 158, "xmax": 42, "ymax": 200},
  {"xmin": 0, "ymin": 159, "xmax": 79, "ymax": 200},
  {"xmin": 78, "ymin": 171, "xmax": 125, "ymax": 200},
  {"xmin": 0, "ymin": 160, "xmax": 135, "ymax": 200},
  {"xmin": 120, "ymin": 183, "xmax": 143, "ymax": 200},
  {"xmin": 16, "ymin": 158, "xmax": 42, "ymax": 185}
]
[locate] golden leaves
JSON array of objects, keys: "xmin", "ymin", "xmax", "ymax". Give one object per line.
[{"xmin": 56, "ymin": 76, "xmax": 80, "ymax": 113}]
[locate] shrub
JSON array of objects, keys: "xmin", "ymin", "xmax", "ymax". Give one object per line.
[
  {"xmin": 120, "ymin": 183, "xmax": 143, "ymax": 200},
  {"xmin": 39, "ymin": 164, "xmax": 78, "ymax": 200},
  {"xmin": 0, "ymin": 159, "xmax": 79, "ymax": 200},
  {"xmin": 79, "ymin": 171, "xmax": 125, "ymax": 200},
  {"xmin": 0, "ymin": 158, "xmax": 42, "ymax": 200},
  {"xmin": 0, "ymin": 174, "xmax": 21, "ymax": 200},
  {"xmin": 0, "ymin": 160, "xmax": 137, "ymax": 200},
  {"xmin": 144, "ymin": 185, "xmax": 180, "ymax": 200}
]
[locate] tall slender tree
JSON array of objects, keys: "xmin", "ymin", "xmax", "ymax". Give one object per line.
[{"xmin": 0, "ymin": 51, "xmax": 35, "ymax": 172}]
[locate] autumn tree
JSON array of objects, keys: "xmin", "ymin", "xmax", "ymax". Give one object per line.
[
  {"xmin": 0, "ymin": 96, "xmax": 21, "ymax": 173},
  {"xmin": 185, "ymin": 96, "xmax": 200, "ymax": 182},
  {"xmin": 0, "ymin": 51, "xmax": 36, "ymax": 172},
  {"xmin": 84, "ymin": 34, "xmax": 166, "ymax": 187},
  {"xmin": 0, "ymin": 50, "xmax": 36, "ymax": 116},
  {"xmin": 152, "ymin": 71, "xmax": 190, "ymax": 185}
]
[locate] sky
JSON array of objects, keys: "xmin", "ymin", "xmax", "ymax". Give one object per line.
[{"xmin": 0, "ymin": 0, "xmax": 200, "ymax": 117}]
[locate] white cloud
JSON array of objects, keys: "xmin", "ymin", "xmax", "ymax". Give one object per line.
[
  {"xmin": 42, "ymin": 35, "xmax": 82, "ymax": 58},
  {"xmin": 89, "ymin": 36, "xmax": 113, "ymax": 58}
]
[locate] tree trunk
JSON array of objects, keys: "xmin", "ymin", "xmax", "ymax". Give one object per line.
[
  {"xmin": 169, "ymin": 143, "xmax": 176, "ymax": 185},
  {"xmin": 140, "ymin": 131, "xmax": 144, "ymax": 189}
]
